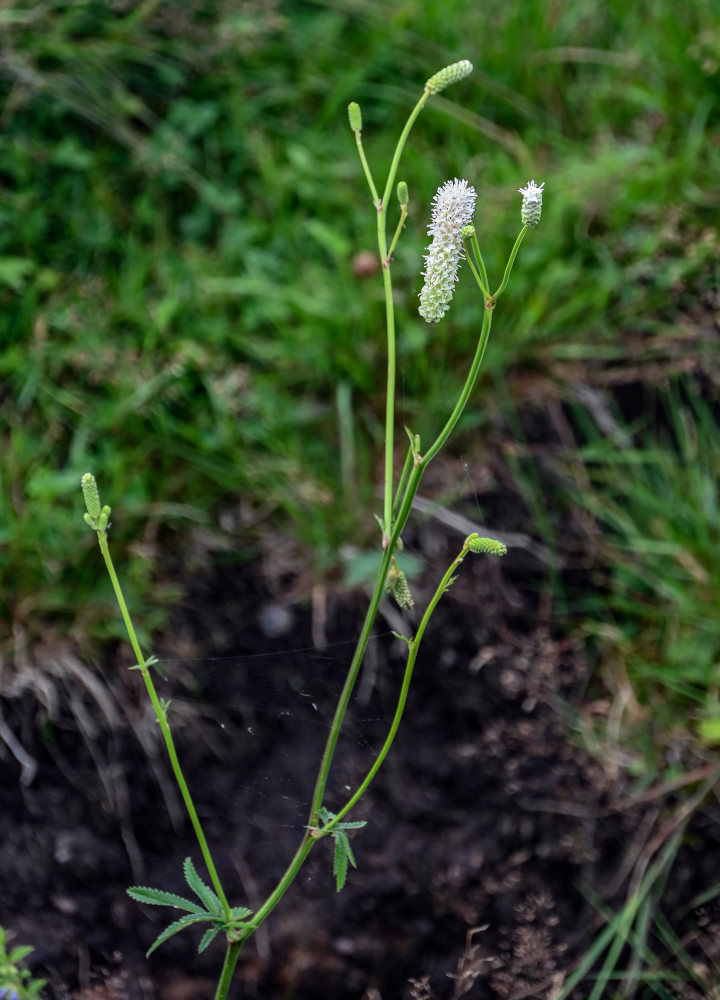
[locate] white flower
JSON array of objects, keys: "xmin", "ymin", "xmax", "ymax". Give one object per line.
[
  {"xmin": 418, "ymin": 178, "xmax": 477, "ymax": 323},
  {"xmin": 518, "ymin": 179, "xmax": 544, "ymax": 228}
]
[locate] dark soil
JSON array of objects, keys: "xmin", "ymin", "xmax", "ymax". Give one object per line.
[{"xmin": 1, "ymin": 509, "xmax": 719, "ymax": 1000}]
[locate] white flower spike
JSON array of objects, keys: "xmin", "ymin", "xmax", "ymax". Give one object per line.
[
  {"xmin": 418, "ymin": 178, "xmax": 477, "ymax": 323},
  {"xmin": 518, "ymin": 179, "xmax": 544, "ymax": 228}
]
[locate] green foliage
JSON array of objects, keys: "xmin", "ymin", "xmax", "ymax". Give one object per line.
[
  {"xmin": 318, "ymin": 808, "xmax": 367, "ymax": 892},
  {"xmin": 543, "ymin": 381, "xmax": 720, "ymax": 766},
  {"xmin": 2, "ymin": 0, "xmax": 718, "ymax": 659},
  {"xmin": 0, "ymin": 926, "xmax": 46, "ymax": 1000},
  {"xmin": 127, "ymin": 857, "xmax": 251, "ymax": 957}
]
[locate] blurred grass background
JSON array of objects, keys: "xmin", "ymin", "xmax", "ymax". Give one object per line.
[{"xmin": 1, "ymin": 0, "xmax": 719, "ymax": 778}]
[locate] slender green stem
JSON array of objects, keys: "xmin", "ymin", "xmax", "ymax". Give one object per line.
[
  {"xmin": 96, "ymin": 530, "xmax": 231, "ymax": 919},
  {"xmin": 238, "ymin": 834, "xmax": 315, "ymax": 942},
  {"xmin": 463, "ymin": 238, "xmax": 490, "ymax": 299},
  {"xmin": 354, "ymin": 131, "xmax": 380, "ymax": 207},
  {"xmin": 377, "ymin": 89, "xmax": 430, "ymax": 543},
  {"xmin": 242, "ymin": 464, "xmax": 425, "ymax": 953},
  {"xmin": 321, "ymin": 541, "xmax": 472, "ymax": 835},
  {"xmin": 493, "ymin": 226, "xmax": 527, "ymax": 300},
  {"xmin": 470, "ymin": 231, "xmax": 489, "ymax": 293},
  {"xmin": 386, "ymin": 204, "xmax": 407, "ymax": 262},
  {"xmin": 392, "ymin": 441, "xmax": 413, "ymax": 520},
  {"xmin": 422, "ymin": 307, "xmax": 494, "ymax": 467},
  {"xmin": 214, "ymin": 942, "xmax": 243, "ymax": 1000},
  {"xmin": 380, "ymin": 90, "xmax": 430, "ymax": 211},
  {"xmin": 378, "ymin": 217, "xmax": 396, "ymax": 544},
  {"xmin": 307, "ymin": 454, "xmax": 424, "ymax": 828},
  {"xmin": 308, "ymin": 542, "xmax": 395, "ymax": 822}
]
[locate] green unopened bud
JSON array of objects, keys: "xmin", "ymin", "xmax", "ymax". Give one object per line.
[
  {"xmin": 348, "ymin": 102, "xmax": 362, "ymax": 133},
  {"xmin": 386, "ymin": 563, "xmax": 414, "ymax": 610},
  {"xmin": 97, "ymin": 505, "xmax": 111, "ymax": 532},
  {"xmin": 465, "ymin": 534, "xmax": 507, "ymax": 557},
  {"xmin": 81, "ymin": 473, "xmax": 101, "ymax": 521},
  {"xmin": 460, "ymin": 224, "xmax": 475, "ymax": 239},
  {"xmin": 518, "ymin": 180, "xmax": 544, "ymax": 228},
  {"xmin": 397, "ymin": 181, "xmax": 409, "ymax": 207},
  {"xmin": 424, "ymin": 60, "xmax": 473, "ymax": 95}
]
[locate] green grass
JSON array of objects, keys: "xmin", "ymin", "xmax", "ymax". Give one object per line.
[
  {"xmin": 1, "ymin": 0, "xmax": 719, "ymax": 768},
  {"xmin": 559, "ymin": 384, "xmax": 720, "ymax": 764}
]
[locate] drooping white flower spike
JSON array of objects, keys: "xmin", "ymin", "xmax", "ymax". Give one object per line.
[
  {"xmin": 418, "ymin": 178, "xmax": 477, "ymax": 323},
  {"xmin": 518, "ymin": 179, "xmax": 544, "ymax": 228}
]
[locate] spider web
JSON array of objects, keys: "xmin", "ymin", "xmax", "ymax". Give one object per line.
[{"xmin": 147, "ymin": 629, "xmax": 408, "ymax": 842}]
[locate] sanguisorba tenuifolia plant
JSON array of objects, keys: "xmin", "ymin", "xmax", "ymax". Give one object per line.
[{"xmin": 80, "ymin": 60, "xmax": 544, "ymax": 999}]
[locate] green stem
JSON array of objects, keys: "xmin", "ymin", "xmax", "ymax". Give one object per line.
[
  {"xmin": 238, "ymin": 466, "xmax": 425, "ymax": 951},
  {"xmin": 321, "ymin": 540, "xmax": 472, "ymax": 835},
  {"xmin": 354, "ymin": 130, "xmax": 380, "ymax": 207},
  {"xmin": 464, "ymin": 239, "xmax": 490, "ymax": 299},
  {"xmin": 214, "ymin": 941, "xmax": 243, "ymax": 1000},
  {"xmin": 207, "ymin": 301, "xmax": 494, "ymax": 963},
  {"xmin": 96, "ymin": 530, "xmax": 231, "ymax": 919},
  {"xmin": 392, "ymin": 441, "xmax": 413, "ymax": 520},
  {"xmin": 470, "ymin": 231, "xmax": 489, "ymax": 293},
  {"xmin": 308, "ymin": 455, "xmax": 423, "ymax": 820},
  {"xmin": 422, "ymin": 306, "xmax": 494, "ymax": 467},
  {"xmin": 308, "ymin": 542, "xmax": 395, "ymax": 822},
  {"xmin": 493, "ymin": 226, "xmax": 527, "ymax": 300},
  {"xmin": 377, "ymin": 89, "xmax": 430, "ymax": 543},
  {"xmin": 238, "ymin": 834, "xmax": 315, "ymax": 943},
  {"xmin": 386, "ymin": 204, "xmax": 408, "ymax": 262}
]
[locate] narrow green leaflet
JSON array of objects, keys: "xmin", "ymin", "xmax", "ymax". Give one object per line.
[
  {"xmin": 183, "ymin": 856, "xmax": 224, "ymax": 916},
  {"xmin": 146, "ymin": 913, "xmax": 215, "ymax": 956},
  {"xmin": 198, "ymin": 927, "xmax": 222, "ymax": 954},
  {"xmin": 127, "ymin": 886, "xmax": 205, "ymax": 914}
]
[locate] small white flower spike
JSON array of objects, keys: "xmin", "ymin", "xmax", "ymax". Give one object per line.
[
  {"xmin": 418, "ymin": 178, "xmax": 477, "ymax": 323},
  {"xmin": 518, "ymin": 179, "xmax": 544, "ymax": 228}
]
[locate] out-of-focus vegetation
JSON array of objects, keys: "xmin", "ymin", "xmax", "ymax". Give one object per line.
[{"xmin": 1, "ymin": 0, "xmax": 719, "ymax": 769}]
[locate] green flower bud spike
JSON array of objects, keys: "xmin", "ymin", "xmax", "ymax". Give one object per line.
[
  {"xmin": 81, "ymin": 472, "xmax": 101, "ymax": 521},
  {"xmin": 424, "ymin": 60, "xmax": 473, "ymax": 95},
  {"xmin": 386, "ymin": 560, "xmax": 414, "ymax": 610},
  {"xmin": 81, "ymin": 474, "xmax": 112, "ymax": 533},
  {"xmin": 348, "ymin": 102, "xmax": 362, "ymax": 133},
  {"xmin": 397, "ymin": 181, "xmax": 409, "ymax": 207},
  {"xmin": 518, "ymin": 179, "xmax": 544, "ymax": 228},
  {"xmin": 465, "ymin": 534, "xmax": 507, "ymax": 557}
]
